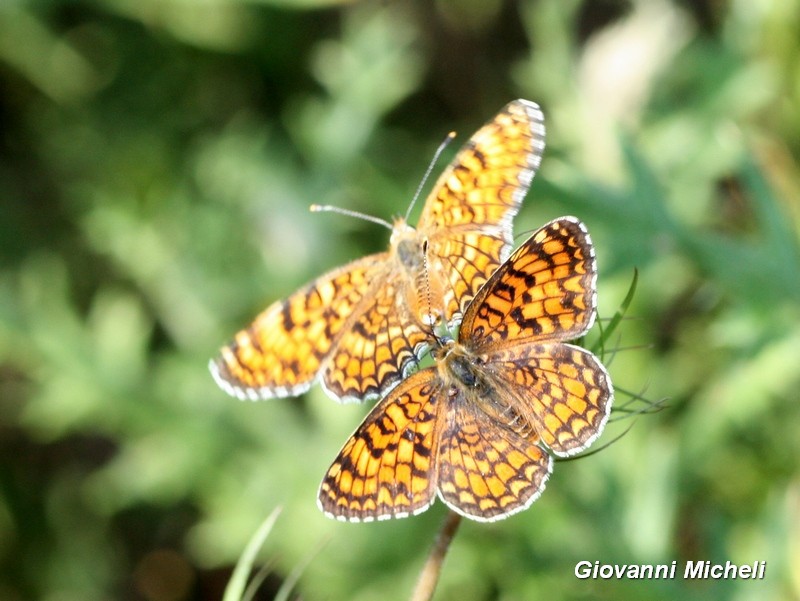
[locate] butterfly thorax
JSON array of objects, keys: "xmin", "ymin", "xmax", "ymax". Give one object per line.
[
  {"xmin": 437, "ymin": 342, "xmax": 535, "ymax": 438},
  {"xmin": 436, "ymin": 343, "xmax": 487, "ymax": 393},
  {"xmin": 394, "ymin": 238, "xmax": 424, "ymax": 273},
  {"xmin": 390, "ymin": 217, "xmax": 445, "ymax": 326}
]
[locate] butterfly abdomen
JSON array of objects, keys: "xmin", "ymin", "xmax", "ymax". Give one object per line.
[{"xmin": 391, "ymin": 228, "xmax": 447, "ymax": 328}]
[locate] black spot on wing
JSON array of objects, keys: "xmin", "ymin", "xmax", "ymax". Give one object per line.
[
  {"xmin": 280, "ymin": 301, "xmax": 294, "ymax": 332},
  {"xmin": 510, "ymin": 306, "xmax": 543, "ymax": 335}
]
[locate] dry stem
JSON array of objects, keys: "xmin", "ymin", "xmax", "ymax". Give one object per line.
[{"xmin": 409, "ymin": 511, "xmax": 463, "ymax": 601}]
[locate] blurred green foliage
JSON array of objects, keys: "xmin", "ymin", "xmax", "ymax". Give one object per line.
[{"xmin": 1, "ymin": 0, "xmax": 799, "ymax": 600}]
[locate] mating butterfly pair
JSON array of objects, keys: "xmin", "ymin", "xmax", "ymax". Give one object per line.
[{"xmin": 210, "ymin": 100, "xmax": 613, "ymax": 522}]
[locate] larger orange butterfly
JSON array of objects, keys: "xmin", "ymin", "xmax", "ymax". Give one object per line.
[
  {"xmin": 210, "ymin": 100, "xmax": 546, "ymax": 403},
  {"xmin": 318, "ymin": 217, "xmax": 613, "ymax": 522}
]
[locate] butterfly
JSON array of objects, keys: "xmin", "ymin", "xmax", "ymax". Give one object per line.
[
  {"xmin": 210, "ymin": 99, "xmax": 546, "ymax": 403},
  {"xmin": 317, "ymin": 217, "xmax": 613, "ymax": 521}
]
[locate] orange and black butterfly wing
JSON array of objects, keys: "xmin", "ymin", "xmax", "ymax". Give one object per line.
[
  {"xmin": 436, "ymin": 399, "xmax": 552, "ymax": 521},
  {"xmin": 210, "ymin": 253, "xmax": 386, "ymax": 400},
  {"xmin": 320, "ymin": 274, "xmax": 432, "ymax": 403},
  {"xmin": 460, "ymin": 216, "xmax": 612, "ymax": 456},
  {"xmin": 459, "ymin": 216, "xmax": 597, "ymax": 349},
  {"xmin": 490, "ymin": 342, "xmax": 613, "ymax": 457},
  {"xmin": 420, "ymin": 99, "xmax": 546, "ymax": 324},
  {"xmin": 318, "ymin": 370, "xmax": 443, "ymax": 521}
]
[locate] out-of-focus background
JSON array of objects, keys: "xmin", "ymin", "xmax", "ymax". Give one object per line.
[{"xmin": 1, "ymin": 1, "xmax": 799, "ymax": 599}]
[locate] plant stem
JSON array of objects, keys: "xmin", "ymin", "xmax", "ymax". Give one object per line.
[{"xmin": 409, "ymin": 511, "xmax": 463, "ymax": 601}]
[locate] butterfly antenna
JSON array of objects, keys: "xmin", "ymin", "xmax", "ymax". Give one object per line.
[
  {"xmin": 310, "ymin": 204, "xmax": 393, "ymax": 230},
  {"xmin": 404, "ymin": 131, "xmax": 457, "ymax": 222}
]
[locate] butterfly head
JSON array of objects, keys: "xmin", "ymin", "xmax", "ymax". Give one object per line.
[{"xmin": 388, "ymin": 216, "xmax": 416, "ymax": 247}]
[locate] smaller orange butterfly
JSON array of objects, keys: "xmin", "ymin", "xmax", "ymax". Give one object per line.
[
  {"xmin": 210, "ymin": 100, "xmax": 546, "ymax": 404},
  {"xmin": 318, "ymin": 217, "xmax": 613, "ymax": 522}
]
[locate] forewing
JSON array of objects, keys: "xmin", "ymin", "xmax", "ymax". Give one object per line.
[
  {"xmin": 436, "ymin": 400, "xmax": 552, "ymax": 522},
  {"xmin": 460, "ymin": 216, "xmax": 597, "ymax": 349},
  {"xmin": 427, "ymin": 231, "xmax": 508, "ymax": 327},
  {"xmin": 318, "ymin": 370, "xmax": 442, "ymax": 522},
  {"xmin": 492, "ymin": 342, "xmax": 613, "ymax": 457},
  {"xmin": 209, "ymin": 253, "xmax": 385, "ymax": 400},
  {"xmin": 420, "ymin": 99, "xmax": 546, "ymax": 321},
  {"xmin": 321, "ymin": 275, "xmax": 431, "ymax": 403}
]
